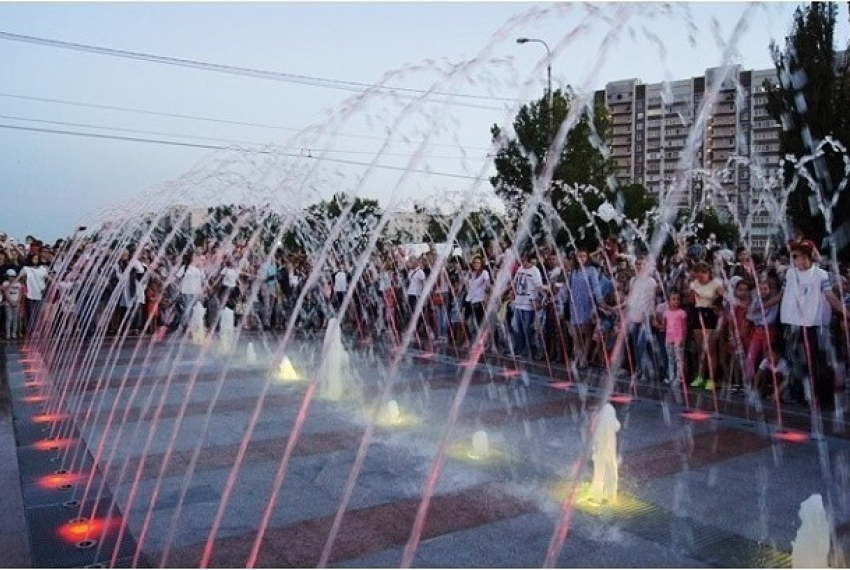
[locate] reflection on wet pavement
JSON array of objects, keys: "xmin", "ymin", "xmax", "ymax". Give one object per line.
[{"xmin": 0, "ymin": 343, "xmax": 10, "ymax": 416}]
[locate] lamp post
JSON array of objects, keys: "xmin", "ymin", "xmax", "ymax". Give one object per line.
[{"xmin": 516, "ymin": 37, "xmax": 553, "ymax": 147}]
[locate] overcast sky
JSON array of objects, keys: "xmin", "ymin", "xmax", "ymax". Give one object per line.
[{"xmin": 2, "ymin": 2, "xmax": 847, "ymax": 243}]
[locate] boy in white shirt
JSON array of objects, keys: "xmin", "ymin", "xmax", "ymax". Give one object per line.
[
  {"xmin": 511, "ymin": 251, "xmax": 543, "ymax": 359},
  {"xmin": 779, "ymin": 240, "xmax": 848, "ymax": 412}
]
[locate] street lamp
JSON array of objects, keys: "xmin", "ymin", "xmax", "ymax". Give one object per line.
[{"xmin": 516, "ymin": 37, "xmax": 553, "ymax": 147}]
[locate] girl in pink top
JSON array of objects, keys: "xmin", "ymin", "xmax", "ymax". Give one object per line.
[{"xmin": 662, "ymin": 290, "xmax": 688, "ymax": 385}]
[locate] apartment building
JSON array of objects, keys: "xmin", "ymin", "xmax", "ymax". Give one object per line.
[{"xmin": 594, "ymin": 65, "xmax": 784, "ymax": 250}]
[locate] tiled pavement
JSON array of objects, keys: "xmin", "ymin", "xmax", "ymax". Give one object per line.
[{"xmin": 2, "ymin": 335, "xmax": 850, "ymax": 568}]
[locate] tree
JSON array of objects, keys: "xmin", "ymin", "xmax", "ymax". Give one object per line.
[
  {"xmin": 303, "ymin": 193, "xmax": 382, "ymax": 260},
  {"xmin": 617, "ymin": 183, "xmax": 658, "ymax": 228},
  {"xmin": 490, "ymin": 88, "xmax": 613, "ymax": 246},
  {"xmin": 457, "ymin": 207, "xmax": 509, "ymax": 251},
  {"xmin": 680, "ymin": 207, "xmax": 740, "ymax": 248},
  {"xmin": 764, "ymin": 2, "xmax": 850, "ymax": 259}
]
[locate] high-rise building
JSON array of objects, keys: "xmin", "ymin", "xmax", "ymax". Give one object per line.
[{"xmin": 594, "ymin": 65, "xmax": 784, "ymax": 251}]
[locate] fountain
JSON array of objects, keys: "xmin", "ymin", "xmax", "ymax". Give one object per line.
[
  {"xmin": 7, "ymin": 4, "xmax": 850, "ymax": 569},
  {"xmin": 468, "ymin": 429, "xmax": 490, "ymax": 460},
  {"xmin": 792, "ymin": 493, "xmax": 831, "ymax": 569},
  {"xmin": 245, "ymin": 341, "xmax": 258, "ymax": 366},
  {"xmin": 189, "ymin": 302, "xmax": 206, "ymax": 345},
  {"xmin": 589, "ymin": 403, "xmax": 620, "ymax": 504},
  {"xmin": 275, "ymin": 356, "xmax": 301, "ymax": 382},
  {"xmin": 378, "ymin": 399, "xmax": 401, "ymax": 425},
  {"xmin": 218, "ymin": 307, "xmax": 235, "ymax": 354},
  {"xmin": 316, "ymin": 317, "xmax": 360, "ymax": 402}
]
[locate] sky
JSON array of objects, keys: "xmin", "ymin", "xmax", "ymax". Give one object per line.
[{"xmin": 1, "ymin": 1, "xmax": 848, "ymax": 243}]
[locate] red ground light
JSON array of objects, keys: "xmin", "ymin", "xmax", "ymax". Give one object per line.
[
  {"xmin": 32, "ymin": 413, "xmax": 68, "ymax": 423},
  {"xmin": 38, "ymin": 472, "xmax": 84, "ymax": 489},
  {"xmin": 21, "ymin": 395, "xmax": 47, "ymax": 403},
  {"xmin": 57, "ymin": 517, "xmax": 114, "ymax": 544},
  {"xmin": 499, "ymin": 369, "xmax": 521, "ymax": 378},
  {"xmin": 33, "ymin": 438, "xmax": 74, "ymax": 451},
  {"xmin": 773, "ymin": 429, "xmax": 810, "ymax": 443},
  {"xmin": 680, "ymin": 410, "xmax": 713, "ymax": 421},
  {"xmin": 609, "ymin": 394, "xmax": 634, "ymax": 405},
  {"xmin": 548, "ymin": 382, "xmax": 574, "ymax": 390}
]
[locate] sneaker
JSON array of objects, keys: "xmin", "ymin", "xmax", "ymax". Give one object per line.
[
  {"xmin": 704, "ymin": 380, "xmax": 716, "ymax": 391},
  {"xmin": 662, "ymin": 377, "xmax": 671, "ymax": 385},
  {"xmin": 690, "ymin": 376, "xmax": 704, "ymax": 388}
]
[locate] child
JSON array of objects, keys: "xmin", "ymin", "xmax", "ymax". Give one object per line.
[
  {"xmin": 754, "ymin": 344, "xmax": 791, "ymax": 402},
  {"xmin": 662, "ymin": 290, "xmax": 688, "ymax": 385},
  {"xmin": 721, "ymin": 278, "xmax": 753, "ymax": 394},
  {"xmin": 688, "ymin": 262, "xmax": 725, "ymax": 391},
  {"xmin": 594, "ymin": 282, "xmax": 623, "ymax": 368},
  {"xmin": 745, "ymin": 275, "xmax": 780, "ymax": 385},
  {"xmin": 2, "ymin": 269, "xmax": 22, "ymax": 339},
  {"xmin": 448, "ymin": 274, "xmax": 467, "ymax": 351}
]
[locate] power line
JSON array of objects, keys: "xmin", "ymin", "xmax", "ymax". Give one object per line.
[
  {"xmin": 0, "ymin": 30, "xmax": 518, "ymax": 111},
  {"xmin": 0, "ymin": 122, "xmax": 490, "ymax": 181},
  {"xmin": 0, "ymin": 113, "xmax": 486, "ymax": 160},
  {"xmin": 0, "ymin": 91, "xmax": 492, "ymax": 152}
]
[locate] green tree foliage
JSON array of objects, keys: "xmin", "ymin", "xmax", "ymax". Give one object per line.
[
  {"xmin": 692, "ymin": 207, "xmax": 740, "ymax": 247},
  {"xmin": 458, "ymin": 207, "xmax": 509, "ymax": 250},
  {"xmin": 404, "ymin": 205, "xmax": 509, "ymax": 253},
  {"xmin": 490, "ymin": 88, "xmax": 613, "ymax": 246},
  {"xmin": 764, "ymin": 2, "xmax": 850, "ymax": 258},
  {"xmin": 618, "ymin": 183, "xmax": 659, "ymax": 227},
  {"xmin": 302, "ymin": 193, "xmax": 382, "ymax": 257}
]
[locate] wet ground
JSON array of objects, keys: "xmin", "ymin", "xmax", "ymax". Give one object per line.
[{"xmin": 2, "ymin": 334, "xmax": 849, "ymax": 568}]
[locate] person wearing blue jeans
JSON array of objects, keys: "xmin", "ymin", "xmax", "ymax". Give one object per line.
[
  {"xmin": 625, "ymin": 257, "xmax": 659, "ymax": 380},
  {"xmin": 511, "ymin": 252, "xmax": 543, "ymax": 359}
]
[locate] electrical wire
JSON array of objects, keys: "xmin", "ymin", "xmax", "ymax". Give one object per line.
[
  {"xmin": 0, "ymin": 113, "xmax": 487, "ymax": 160},
  {"xmin": 0, "ymin": 92, "xmax": 493, "ymax": 152},
  {"xmin": 0, "ymin": 30, "xmax": 518, "ymax": 111},
  {"xmin": 0, "ymin": 122, "xmax": 491, "ymax": 181}
]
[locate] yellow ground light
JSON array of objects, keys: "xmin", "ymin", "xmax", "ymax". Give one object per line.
[
  {"xmin": 363, "ymin": 403, "xmax": 422, "ymax": 428},
  {"xmin": 447, "ymin": 438, "xmax": 508, "ymax": 463},
  {"xmin": 549, "ymin": 480, "xmax": 656, "ymax": 517},
  {"xmin": 274, "ymin": 358, "xmax": 304, "ymax": 384},
  {"xmin": 548, "ymin": 480, "xmax": 794, "ymax": 568}
]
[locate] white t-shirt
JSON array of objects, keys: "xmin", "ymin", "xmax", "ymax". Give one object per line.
[
  {"xmin": 333, "ymin": 270, "xmax": 348, "ymax": 293},
  {"xmin": 780, "ymin": 266, "xmax": 831, "ymax": 327},
  {"xmin": 512, "ymin": 265, "xmax": 542, "ymax": 311},
  {"xmin": 23, "ymin": 265, "xmax": 48, "ymax": 301},
  {"xmin": 626, "ymin": 274, "xmax": 657, "ymax": 323},
  {"xmin": 178, "ymin": 265, "xmax": 205, "ymax": 296},
  {"xmin": 221, "ymin": 267, "xmax": 239, "ymax": 288},
  {"xmin": 407, "ymin": 267, "xmax": 426, "ymax": 297},
  {"xmin": 690, "ymin": 278, "xmax": 723, "ymax": 308},
  {"xmin": 3, "ymin": 281, "xmax": 22, "ymax": 306},
  {"xmin": 465, "ymin": 270, "xmax": 490, "ymax": 304}
]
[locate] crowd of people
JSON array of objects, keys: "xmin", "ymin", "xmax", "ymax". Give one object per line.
[{"xmin": 2, "ymin": 226, "xmax": 850, "ymax": 415}]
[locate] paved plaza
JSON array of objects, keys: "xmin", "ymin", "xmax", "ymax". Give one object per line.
[{"xmin": 1, "ymin": 334, "xmax": 850, "ymax": 568}]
